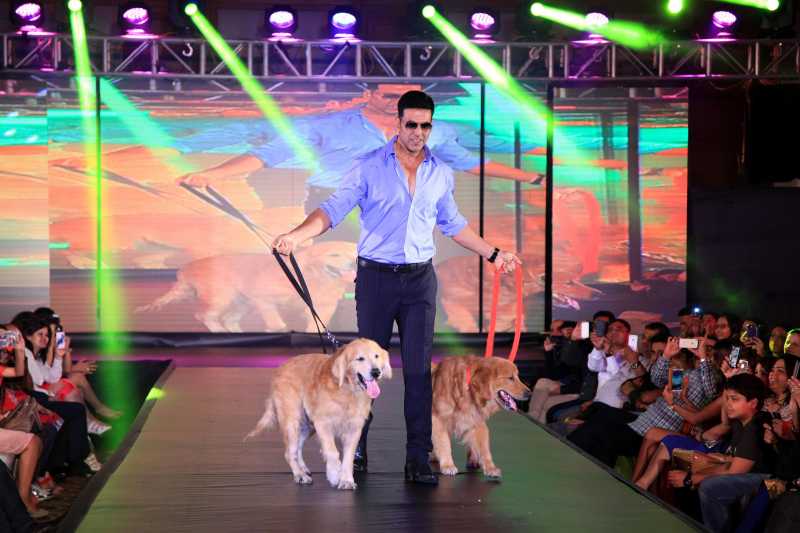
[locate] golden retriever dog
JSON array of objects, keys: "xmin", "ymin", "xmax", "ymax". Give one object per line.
[
  {"xmin": 431, "ymin": 355, "xmax": 530, "ymax": 480},
  {"xmin": 244, "ymin": 339, "xmax": 391, "ymax": 490},
  {"xmin": 135, "ymin": 241, "xmax": 357, "ymax": 332}
]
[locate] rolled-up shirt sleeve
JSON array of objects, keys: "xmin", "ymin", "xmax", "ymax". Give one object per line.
[
  {"xmin": 436, "ymin": 170, "xmax": 467, "ymax": 237},
  {"xmin": 318, "ymin": 163, "xmax": 367, "ymax": 229}
]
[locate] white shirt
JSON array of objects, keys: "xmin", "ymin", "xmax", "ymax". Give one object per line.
[
  {"xmin": 588, "ymin": 348, "xmax": 649, "ymax": 408},
  {"xmin": 25, "ymin": 348, "xmax": 63, "ymax": 394}
]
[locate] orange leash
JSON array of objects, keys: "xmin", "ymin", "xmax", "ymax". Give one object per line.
[{"xmin": 483, "ymin": 266, "xmax": 524, "ymax": 363}]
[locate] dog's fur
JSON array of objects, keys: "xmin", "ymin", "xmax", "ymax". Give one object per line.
[
  {"xmin": 136, "ymin": 241, "xmax": 357, "ymax": 332},
  {"xmin": 431, "ymin": 355, "xmax": 531, "ymax": 480},
  {"xmin": 244, "ymin": 339, "xmax": 391, "ymax": 490}
]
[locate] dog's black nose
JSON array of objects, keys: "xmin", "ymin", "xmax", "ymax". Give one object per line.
[{"xmin": 370, "ymin": 368, "xmax": 381, "ymax": 379}]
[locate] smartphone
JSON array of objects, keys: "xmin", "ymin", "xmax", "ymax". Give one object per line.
[
  {"xmin": 679, "ymin": 338, "xmax": 699, "ymax": 350},
  {"xmin": 0, "ymin": 330, "xmax": 15, "ymax": 350},
  {"xmin": 671, "ymin": 369, "xmax": 684, "ymax": 391},
  {"xmin": 793, "ymin": 361, "xmax": 800, "ymax": 379},
  {"xmin": 729, "ymin": 346, "xmax": 741, "ymax": 369},
  {"xmin": 594, "ymin": 320, "xmax": 608, "ymax": 337},
  {"xmin": 738, "ymin": 360, "xmax": 750, "ymax": 372},
  {"xmin": 55, "ymin": 331, "xmax": 66, "ymax": 350},
  {"xmin": 745, "ymin": 323, "xmax": 758, "ymax": 339},
  {"xmin": 579, "ymin": 321, "xmax": 590, "ymax": 340},
  {"xmin": 628, "ymin": 334, "xmax": 639, "ymax": 352}
]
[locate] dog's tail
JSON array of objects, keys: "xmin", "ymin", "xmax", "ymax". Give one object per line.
[
  {"xmin": 243, "ymin": 396, "xmax": 276, "ymax": 442},
  {"xmin": 135, "ymin": 275, "xmax": 194, "ymax": 314}
]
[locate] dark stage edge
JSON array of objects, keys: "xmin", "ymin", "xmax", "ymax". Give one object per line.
[{"xmin": 74, "ymin": 368, "xmax": 699, "ymax": 533}]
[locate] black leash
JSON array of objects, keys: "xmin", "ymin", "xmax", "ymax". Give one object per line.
[
  {"xmin": 180, "ymin": 182, "xmax": 340, "ymax": 353},
  {"xmin": 271, "ymin": 250, "xmax": 341, "ymax": 353}
]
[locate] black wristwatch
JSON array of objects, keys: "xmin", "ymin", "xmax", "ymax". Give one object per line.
[{"xmin": 487, "ymin": 247, "xmax": 500, "ymax": 263}]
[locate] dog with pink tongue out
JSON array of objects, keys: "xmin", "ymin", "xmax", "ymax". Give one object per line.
[{"xmin": 244, "ymin": 338, "xmax": 391, "ymax": 490}]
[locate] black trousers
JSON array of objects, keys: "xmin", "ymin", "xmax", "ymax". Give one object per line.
[
  {"xmin": 355, "ymin": 258, "xmax": 437, "ymax": 464},
  {"xmin": 567, "ymin": 403, "xmax": 641, "ymax": 467},
  {"xmin": 31, "ymin": 391, "xmax": 90, "ymax": 468}
]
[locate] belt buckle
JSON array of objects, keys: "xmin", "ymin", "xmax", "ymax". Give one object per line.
[{"xmin": 392, "ymin": 264, "xmax": 400, "ymax": 273}]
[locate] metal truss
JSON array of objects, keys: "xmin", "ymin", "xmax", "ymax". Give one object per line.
[{"xmin": 2, "ymin": 33, "xmax": 798, "ymax": 91}]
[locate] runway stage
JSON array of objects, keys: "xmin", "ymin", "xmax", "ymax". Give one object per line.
[{"xmin": 71, "ymin": 365, "xmax": 699, "ymax": 532}]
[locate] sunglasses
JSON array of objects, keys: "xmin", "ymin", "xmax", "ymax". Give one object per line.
[{"xmin": 403, "ymin": 121, "xmax": 432, "ymax": 131}]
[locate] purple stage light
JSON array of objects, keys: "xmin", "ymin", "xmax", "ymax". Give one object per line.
[
  {"xmin": 122, "ymin": 7, "xmax": 150, "ymax": 26},
  {"xmin": 269, "ymin": 10, "xmax": 295, "ymax": 30},
  {"xmin": 12, "ymin": 2, "xmax": 44, "ymax": 32},
  {"xmin": 266, "ymin": 6, "xmax": 298, "ymax": 40},
  {"xmin": 470, "ymin": 12, "xmax": 496, "ymax": 32},
  {"xmin": 15, "ymin": 3, "xmax": 42, "ymax": 23},
  {"xmin": 119, "ymin": 3, "xmax": 153, "ymax": 36},
  {"xmin": 712, "ymin": 11, "xmax": 737, "ymax": 30},
  {"xmin": 329, "ymin": 7, "xmax": 359, "ymax": 39}
]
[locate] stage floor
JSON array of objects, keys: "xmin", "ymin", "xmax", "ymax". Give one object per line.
[{"xmin": 76, "ymin": 367, "xmax": 698, "ymax": 532}]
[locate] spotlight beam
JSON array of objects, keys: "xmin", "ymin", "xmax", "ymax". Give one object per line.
[
  {"xmin": 530, "ymin": 3, "xmax": 666, "ymax": 50},
  {"xmin": 183, "ymin": 4, "xmax": 317, "ymax": 171},
  {"xmin": 715, "ymin": 0, "xmax": 780, "ymax": 11}
]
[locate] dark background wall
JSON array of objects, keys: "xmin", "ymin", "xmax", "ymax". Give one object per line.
[{"xmin": 688, "ymin": 81, "xmax": 800, "ymax": 326}]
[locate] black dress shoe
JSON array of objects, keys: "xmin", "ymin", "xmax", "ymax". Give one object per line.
[
  {"xmin": 353, "ymin": 447, "xmax": 367, "ymax": 472},
  {"xmin": 404, "ymin": 460, "xmax": 438, "ymax": 485}
]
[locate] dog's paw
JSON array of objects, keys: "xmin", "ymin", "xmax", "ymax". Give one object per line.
[
  {"xmin": 326, "ymin": 465, "xmax": 342, "ymax": 487},
  {"xmin": 336, "ymin": 478, "xmax": 357, "ymax": 490},
  {"xmin": 440, "ymin": 464, "xmax": 458, "ymax": 476},
  {"xmin": 483, "ymin": 466, "xmax": 502, "ymax": 481},
  {"xmin": 294, "ymin": 473, "xmax": 313, "ymax": 485}
]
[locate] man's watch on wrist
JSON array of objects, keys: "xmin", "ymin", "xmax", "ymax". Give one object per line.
[{"xmin": 487, "ymin": 247, "xmax": 500, "ymax": 263}]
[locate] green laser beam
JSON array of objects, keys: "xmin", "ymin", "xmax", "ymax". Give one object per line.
[
  {"xmin": 530, "ymin": 3, "xmax": 666, "ymax": 50},
  {"xmin": 185, "ymin": 3, "xmax": 318, "ymax": 171},
  {"xmin": 716, "ymin": 0, "xmax": 780, "ymax": 11}
]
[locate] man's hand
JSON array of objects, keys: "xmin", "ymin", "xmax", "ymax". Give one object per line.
[
  {"xmin": 73, "ymin": 360, "xmax": 97, "ymax": 374},
  {"xmin": 664, "ymin": 337, "xmax": 680, "ymax": 359},
  {"xmin": 667, "ymin": 470, "xmax": 689, "ymax": 488},
  {"xmin": 273, "ymin": 233, "xmax": 298, "ymax": 256},
  {"xmin": 590, "ymin": 333, "xmax": 609, "ymax": 352},
  {"xmin": 177, "ymin": 172, "xmax": 212, "ymax": 188},
  {"xmin": 493, "ymin": 250, "xmax": 522, "ymax": 274}
]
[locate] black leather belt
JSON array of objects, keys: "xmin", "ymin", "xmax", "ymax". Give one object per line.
[{"xmin": 357, "ymin": 256, "xmax": 432, "ymax": 273}]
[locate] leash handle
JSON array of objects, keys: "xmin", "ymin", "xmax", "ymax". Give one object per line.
[{"xmin": 484, "ymin": 265, "xmax": 523, "ymax": 363}]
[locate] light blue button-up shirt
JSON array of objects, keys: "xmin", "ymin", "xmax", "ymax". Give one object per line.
[{"xmin": 319, "ymin": 137, "xmax": 468, "ymax": 264}]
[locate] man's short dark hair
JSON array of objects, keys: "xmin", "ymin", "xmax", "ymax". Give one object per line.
[
  {"xmin": 644, "ymin": 322, "xmax": 670, "ymax": 338},
  {"xmin": 610, "ymin": 318, "xmax": 631, "ymax": 332},
  {"xmin": 725, "ymin": 373, "xmax": 767, "ymax": 409},
  {"xmin": 398, "ymin": 90, "xmax": 434, "ymax": 118},
  {"xmin": 592, "ymin": 310, "xmax": 615, "ymax": 322},
  {"xmin": 649, "ymin": 333, "xmax": 669, "ymax": 345}
]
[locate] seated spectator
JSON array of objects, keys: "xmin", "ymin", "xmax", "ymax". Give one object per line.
[
  {"xmin": 666, "ymin": 374, "xmax": 771, "ymax": 533},
  {"xmin": 678, "ymin": 307, "xmax": 702, "ymax": 338},
  {"xmin": 641, "ymin": 323, "xmax": 670, "ymax": 356},
  {"xmin": 768, "ymin": 325, "xmax": 788, "ymax": 356},
  {"xmin": 12, "ymin": 312, "xmax": 100, "ymax": 477},
  {"xmin": 528, "ymin": 311, "xmax": 613, "ymax": 423},
  {"xmin": 0, "ymin": 326, "xmax": 47, "ymax": 519},
  {"xmin": 34, "ymin": 308, "xmax": 122, "ymax": 429},
  {"xmin": 567, "ymin": 336, "xmax": 721, "ymax": 468},
  {"xmin": 585, "ymin": 319, "xmax": 649, "ymax": 410},
  {"xmin": 702, "ymin": 312, "xmax": 718, "ymax": 338},
  {"xmin": 714, "ymin": 313, "xmax": 742, "ymax": 343},
  {"xmin": 784, "ymin": 328, "xmax": 800, "ymax": 357}
]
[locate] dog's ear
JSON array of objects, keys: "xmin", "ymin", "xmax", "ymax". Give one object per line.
[
  {"xmin": 469, "ymin": 361, "xmax": 495, "ymax": 404},
  {"xmin": 332, "ymin": 346, "xmax": 352, "ymax": 388},
  {"xmin": 381, "ymin": 348, "xmax": 392, "ymax": 380}
]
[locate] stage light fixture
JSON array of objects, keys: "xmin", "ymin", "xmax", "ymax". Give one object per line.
[
  {"xmin": 329, "ymin": 6, "xmax": 360, "ymax": 41},
  {"xmin": 712, "ymin": 10, "xmax": 737, "ymax": 30},
  {"xmin": 119, "ymin": 2, "xmax": 154, "ymax": 38},
  {"xmin": 10, "ymin": 2, "xmax": 44, "ymax": 33},
  {"xmin": 266, "ymin": 6, "xmax": 298, "ymax": 41},
  {"xmin": 68, "ymin": 0, "xmax": 82, "ymax": 12},
  {"xmin": 469, "ymin": 9, "xmax": 499, "ymax": 42}
]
